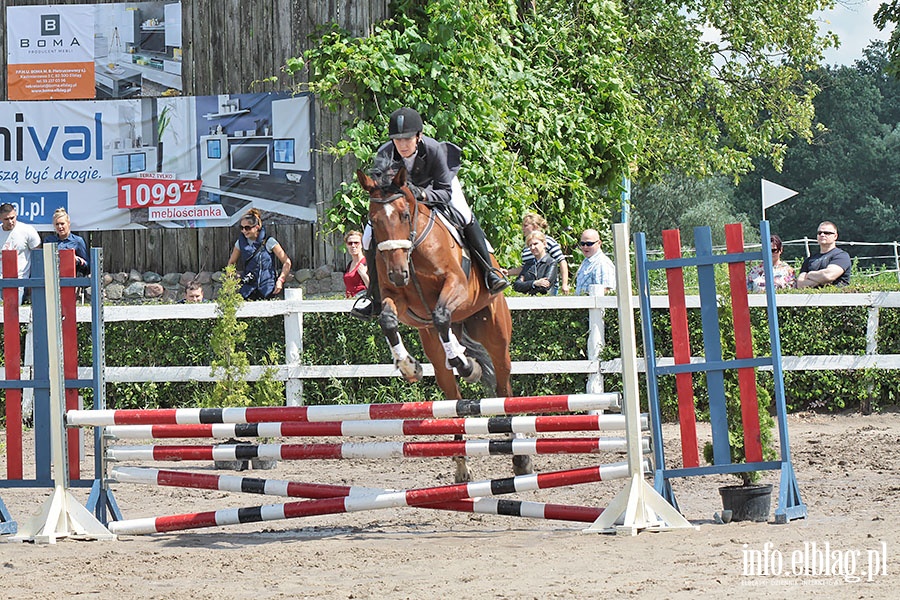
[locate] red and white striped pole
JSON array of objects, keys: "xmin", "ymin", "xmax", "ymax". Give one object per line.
[
  {"xmin": 108, "ymin": 462, "xmax": 633, "ymax": 535},
  {"xmin": 67, "ymin": 393, "xmax": 621, "ymax": 427},
  {"xmin": 111, "ymin": 466, "xmax": 604, "ymax": 524},
  {"xmin": 105, "ymin": 437, "xmax": 640, "ymax": 462},
  {"xmin": 103, "ymin": 412, "xmax": 647, "ymax": 440}
]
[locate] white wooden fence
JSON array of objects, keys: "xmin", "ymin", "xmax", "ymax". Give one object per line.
[{"xmin": 6, "ymin": 289, "xmax": 900, "ymax": 407}]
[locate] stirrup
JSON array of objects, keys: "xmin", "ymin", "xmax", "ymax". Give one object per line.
[{"xmin": 350, "ymin": 296, "xmax": 378, "ymax": 321}]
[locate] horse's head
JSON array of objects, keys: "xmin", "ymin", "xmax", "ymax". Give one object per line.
[{"xmin": 356, "ymin": 165, "xmax": 419, "ymax": 287}]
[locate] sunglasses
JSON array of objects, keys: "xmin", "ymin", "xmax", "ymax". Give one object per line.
[
  {"xmin": 240, "ymin": 225, "xmax": 256, "ymax": 231},
  {"xmin": 346, "ymin": 241, "xmax": 361, "ymax": 245},
  {"xmin": 817, "ymin": 230, "xmax": 836, "ymax": 236},
  {"xmin": 771, "ymin": 247, "xmax": 780, "ymax": 252},
  {"xmin": 579, "ymin": 240, "xmax": 598, "ymax": 247}
]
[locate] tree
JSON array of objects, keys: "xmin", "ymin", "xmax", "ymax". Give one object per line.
[
  {"xmin": 631, "ymin": 173, "xmax": 754, "ymax": 248},
  {"xmin": 291, "ymin": 0, "xmax": 835, "ymax": 260},
  {"xmin": 730, "ymin": 46, "xmax": 900, "ymax": 260},
  {"xmin": 875, "ymin": 1, "xmax": 900, "ymax": 75}
]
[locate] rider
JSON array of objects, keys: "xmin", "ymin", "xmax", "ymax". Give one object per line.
[{"xmin": 351, "ymin": 107, "xmax": 509, "ymax": 320}]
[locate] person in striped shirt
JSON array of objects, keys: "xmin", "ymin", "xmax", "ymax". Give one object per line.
[{"xmin": 506, "ymin": 213, "xmax": 570, "ymax": 294}]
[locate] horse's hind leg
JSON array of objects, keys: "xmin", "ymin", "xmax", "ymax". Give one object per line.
[{"xmin": 379, "ymin": 299, "xmax": 422, "ymax": 382}]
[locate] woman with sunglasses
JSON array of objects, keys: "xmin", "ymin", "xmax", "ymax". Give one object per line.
[
  {"xmin": 748, "ymin": 234, "xmax": 795, "ymax": 292},
  {"xmin": 574, "ymin": 228, "xmax": 616, "ymax": 295},
  {"xmin": 227, "ymin": 208, "xmax": 292, "ymax": 300},
  {"xmin": 342, "ymin": 229, "xmax": 369, "ymax": 298}
]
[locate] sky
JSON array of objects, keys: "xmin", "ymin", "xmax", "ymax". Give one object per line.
[{"xmin": 817, "ymin": 1, "xmax": 893, "ymax": 65}]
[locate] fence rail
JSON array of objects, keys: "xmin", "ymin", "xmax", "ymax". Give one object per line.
[{"xmin": 4, "ymin": 290, "xmax": 900, "ymax": 406}]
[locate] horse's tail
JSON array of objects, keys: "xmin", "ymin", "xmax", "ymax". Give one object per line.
[{"xmin": 460, "ymin": 326, "xmax": 496, "ymax": 394}]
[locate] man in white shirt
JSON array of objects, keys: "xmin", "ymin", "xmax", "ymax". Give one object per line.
[
  {"xmin": 574, "ymin": 228, "xmax": 616, "ymax": 295},
  {"xmin": 0, "ymin": 203, "xmax": 42, "ymax": 303}
]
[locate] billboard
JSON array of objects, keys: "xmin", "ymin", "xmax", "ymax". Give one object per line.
[
  {"xmin": 7, "ymin": 2, "xmax": 183, "ymax": 100},
  {"xmin": 0, "ymin": 91, "xmax": 316, "ymax": 230}
]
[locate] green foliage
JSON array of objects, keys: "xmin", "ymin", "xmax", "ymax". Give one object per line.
[
  {"xmin": 288, "ymin": 0, "xmax": 838, "ymax": 264},
  {"xmin": 202, "ymin": 265, "xmax": 251, "ymax": 407},
  {"xmin": 294, "ymin": 0, "xmax": 640, "ymax": 262},
  {"xmin": 874, "ymin": 1, "xmax": 900, "ymax": 76}
]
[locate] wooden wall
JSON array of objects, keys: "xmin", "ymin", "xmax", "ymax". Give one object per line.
[{"xmin": 0, "ymin": 0, "xmax": 390, "ymax": 273}]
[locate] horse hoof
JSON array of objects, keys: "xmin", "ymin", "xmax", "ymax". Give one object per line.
[
  {"xmin": 397, "ymin": 357, "xmax": 423, "ymax": 382},
  {"xmin": 462, "ymin": 359, "xmax": 482, "ymax": 384},
  {"xmin": 453, "ymin": 457, "xmax": 473, "ymax": 483},
  {"xmin": 512, "ymin": 455, "xmax": 533, "ymax": 476}
]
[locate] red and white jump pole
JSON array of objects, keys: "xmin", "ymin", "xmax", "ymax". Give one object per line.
[
  {"xmin": 105, "ymin": 437, "xmax": 641, "ymax": 462},
  {"xmin": 107, "ymin": 462, "xmax": 634, "ymax": 535},
  {"xmin": 103, "ymin": 412, "xmax": 647, "ymax": 440},
  {"xmin": 67, "ymin": 393, "xmax": 621, "ymax": 427},
  {"xmin": 111, "ymin": 466, "xmax": 605, "ymax": 524}
]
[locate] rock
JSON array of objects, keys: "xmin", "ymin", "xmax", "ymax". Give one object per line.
[
  {"xmin": 105, "ymin": 283, "xmax": 125, "ymax": 300},
  {"xmin": 293, "ymin": 269, "xmax": 314, "ymax": 283},
  {"xmin": 144, "ymin": 283, "xmax": 164, "ymax": 298},
  {"xmin": 124, "ymin": 281, "xmax": 145, "ymax": 299},
  {"xmin": 314, "ymin": 265, "xmax": 333, "ymax": 280},
  {"xmin": 162, "ymin": 272, "xmax": 182, "ymax": 287},
  {"xmin": 179, "ymin": 272, "xmax": 198, "ymax": 287},
  {"xmin": 128, "ymin": 269, "xmax": 143, "ymax": 282},
  {"xmin": 143, "ymin": 271, "xmax": 162, "ymax": 283},
  {"xmin": 112, "ymin": 272, "xmax": 128, "ymax": 284}
]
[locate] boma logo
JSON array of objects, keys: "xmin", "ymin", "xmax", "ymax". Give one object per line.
[{"xmin": 19, "ymin": 14, "xmax": 82, "ymax": 49}]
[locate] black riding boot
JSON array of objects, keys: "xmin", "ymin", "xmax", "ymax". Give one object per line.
[
  {"xmin": 350, "ymin": 245, "xmax": 382, "ymax": 321},
  {"xmin": 463, "ymin": 219, "xmax": 509, "ymax": 294}
]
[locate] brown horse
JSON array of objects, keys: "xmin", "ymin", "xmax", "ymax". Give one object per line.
[{"xmin": 356, "ymin": 166, "xmax": 530, "ymax": 482}]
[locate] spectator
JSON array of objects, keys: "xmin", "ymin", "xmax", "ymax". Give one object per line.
[
  {"xmin": 512, "ymin": 231, "xmax": 558, "ymax": 295},
  {"xmin": 507, "ymin": 213, "xmax": 570, "ymax": 294},
  {"xmin": 182, "ymin": 281, "xmax": 205, "ymax": 303},
  {"xmin": 44, "ymin": 207, "xmax": 90, "ymax": 276},
  {"xmin": 226, "ymin": 208, "xmax": 292, "ymax": 300},
  {"xmin": 342, "ymin": 229, "xmax": 369, "ymax": 298},
  {"xmin": 796, "ymin": 221, "xmax": 850, "ymax": 288},
  {"xmin": 574, "ymin": 228, "xmax": 616, "ymax": 295},
  {"xmin": 0, "ymin": 202, "xmax": 42, "ymax": 303},
  {"xmin": 748, "ymin": 234, "xmax": 795, "ymax": 292}
]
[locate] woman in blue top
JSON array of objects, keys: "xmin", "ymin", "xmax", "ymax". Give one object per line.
[
  {"xmin": 227, "ymin": 208, "xmax": 292, "ymax": 299},
  {"xmin": 45, "ymin": 208, "xmax": 89, "ymax": 276}
]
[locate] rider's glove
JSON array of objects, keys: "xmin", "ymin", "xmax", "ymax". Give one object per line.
[{"xmin": 407, "ymin": 184, "xmax": 426, "ymax": 201}]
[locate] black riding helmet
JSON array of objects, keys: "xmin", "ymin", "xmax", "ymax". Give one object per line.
[{"xmin": 388, "ymin": 107, "xmax": 423, "ymax": 139}]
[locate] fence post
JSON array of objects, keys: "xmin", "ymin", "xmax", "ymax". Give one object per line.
[
  {"xmin": 283, "ymin": 288, "xmax": 303, "ymax": 406},
  {"xmin": 586, "ymin": 284, "xmax": 606, "ymax": 395},
  {"xmin": 862, "ymin": 303, "xmax": 879, "ymax": 415}
]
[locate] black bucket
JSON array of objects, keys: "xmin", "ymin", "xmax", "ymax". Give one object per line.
[{"xmin": 718, "ymin": 484, "xmax": 773, "ymax": 522}]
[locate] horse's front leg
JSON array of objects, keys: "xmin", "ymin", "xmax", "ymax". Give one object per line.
[
  {"xmin": 379, "ymin": 298, "xmax": 422, "ymax": 382},
  {"xmin": 432, "ymin": 305, "xmax": 481, "ymax": 383}
]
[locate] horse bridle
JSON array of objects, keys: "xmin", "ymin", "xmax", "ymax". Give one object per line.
[
  {"xmin": 371, "ymin": 187, "xmax": 436, "ymax": 254},
  {"xmin": 370, "ymin": 186, "xmax": 438, "ymax": 324}
]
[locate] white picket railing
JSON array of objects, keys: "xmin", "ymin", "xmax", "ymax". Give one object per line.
[{"xmin": 6, "ymin": 289, "xmax": 900, "ymax": 406}]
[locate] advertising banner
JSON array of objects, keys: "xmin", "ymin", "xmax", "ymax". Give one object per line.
[
  {"xmin": 0, "ymin": 91, "xmax": 316, "ymax": 230},
  {"xmin": 7, "ymin": 2, "xmax": 183, "ymax": 100}
]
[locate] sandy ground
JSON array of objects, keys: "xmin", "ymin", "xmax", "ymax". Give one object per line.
[{"xmin": 1, "ymin": 409, "xmax": 899, "ymax": 599}]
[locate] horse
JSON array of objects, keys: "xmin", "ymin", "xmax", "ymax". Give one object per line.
[{"xmin": 356, "ymin": 166, "xmax": 531, "ymax": 482}]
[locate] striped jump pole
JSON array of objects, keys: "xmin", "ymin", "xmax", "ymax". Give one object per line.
[
  {"xmin": 105, "ymin": 436, "xmax": 644, "ymax": 462},
  {"xmin": 111, "ymin": 466, "xmax": 604, "ymax": 524},
  {"xmin": 103, "ymin": 413, "xmax": 648, "ymax": 440},
  {"xmin": 107, "ymin": 461, "xmax": 634, "ymax": 535},
  {"xmin": 67, "ymin": 393, "xmax": 621, "ymax": 427}
]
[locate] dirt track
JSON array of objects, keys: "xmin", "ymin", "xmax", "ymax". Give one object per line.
[{"xmin": 2, "ymin": 410, "xmax": 899, "ymax": 599}]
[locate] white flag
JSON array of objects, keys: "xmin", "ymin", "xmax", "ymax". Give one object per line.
[{"xmin": 761, "ymin": 179, "xmax": 798, "ymax": 210}]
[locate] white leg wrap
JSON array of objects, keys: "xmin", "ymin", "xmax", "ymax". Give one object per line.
[
  {"xmin": 390, "ymin": 341, "xmax": 410, "ymax": 364},
  {"xmin": 442, "ymin": 331, "xmax": 467, "ymax": 362}
]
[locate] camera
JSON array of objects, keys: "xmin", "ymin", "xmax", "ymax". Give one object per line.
[{"xmin": 240, "ymin": 271, "xmax": 255, "ymax": 285}]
